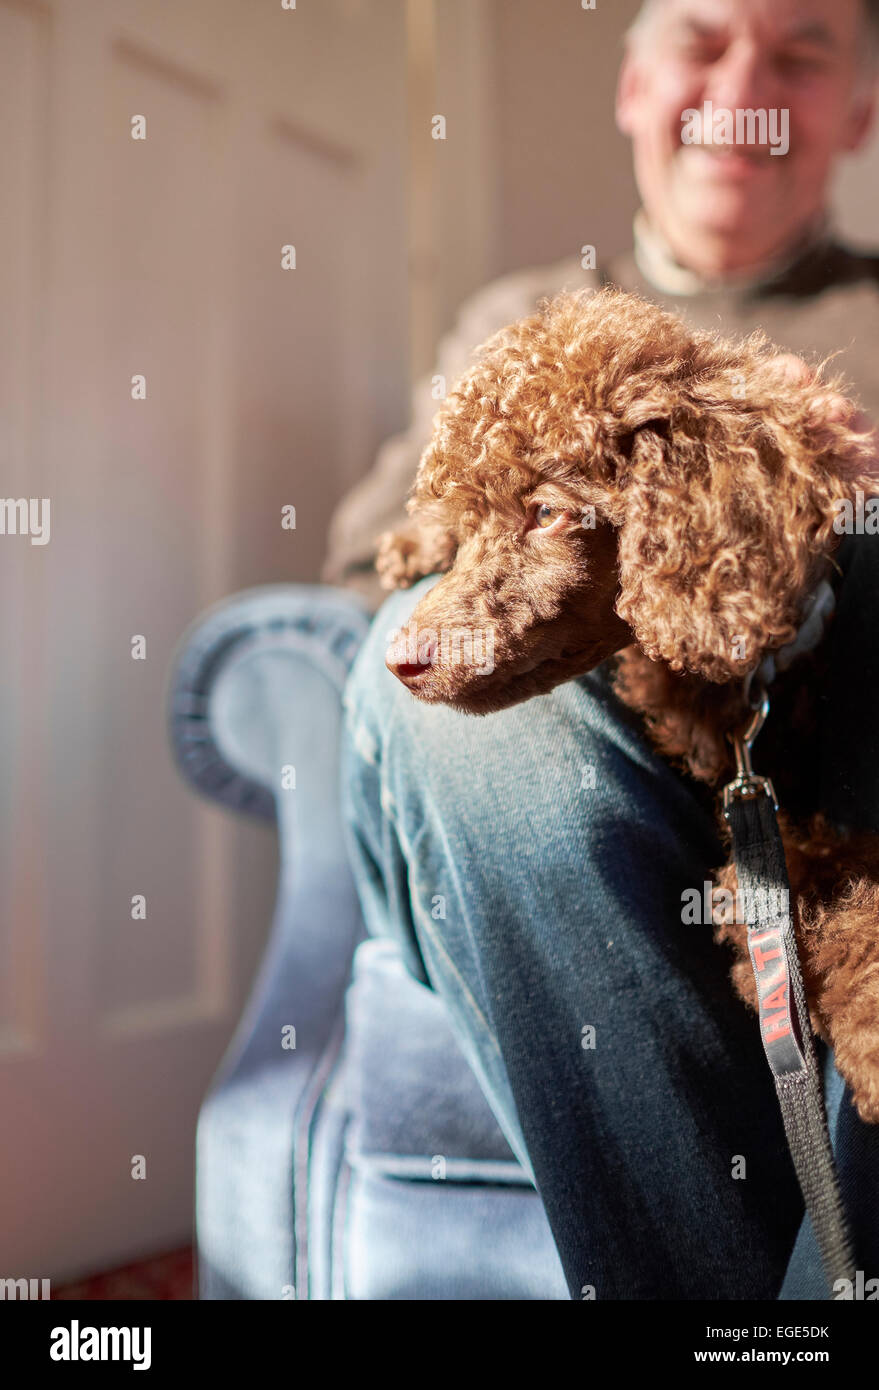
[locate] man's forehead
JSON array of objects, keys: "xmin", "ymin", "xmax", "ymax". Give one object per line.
[{"xmin": 658, "ymin": 0, "xmax": 860, "ymax": 44}]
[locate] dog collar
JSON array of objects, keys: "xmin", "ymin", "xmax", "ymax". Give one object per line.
[{"xmin": 754, "ymin": 569, "xmax": 838, "ymax": 691}]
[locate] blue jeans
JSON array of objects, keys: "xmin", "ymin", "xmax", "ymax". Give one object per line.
[{"xmin": 340, "ymin": 539, "xmax": 879, "ymax": 1300}]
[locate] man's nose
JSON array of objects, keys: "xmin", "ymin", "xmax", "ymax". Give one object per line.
[
  {"xmin": 703, "ymin": 41, "xmax": 773, "ymax": 113},
  {"xmin": 386, "ymin": 629, "xmax": 437, "ymax": 684}
]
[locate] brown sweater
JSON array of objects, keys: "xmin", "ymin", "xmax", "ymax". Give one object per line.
[{"xmin": 322, "ymin": 237, "xmax": 879, "ymax": 611}]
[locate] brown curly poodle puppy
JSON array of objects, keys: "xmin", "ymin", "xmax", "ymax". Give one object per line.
[{"xmin": 377, "ymin": 286, "xmax": 879, "ymax": 1123}]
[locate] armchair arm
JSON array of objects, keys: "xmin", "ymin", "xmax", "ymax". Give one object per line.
[
  {"xmin": 166, "ymin": 584, "xmax": 371, "ymax": 821},
  {"xmin": 166, "ymin": 582, "xmax": 373, "ymax": 1299}
]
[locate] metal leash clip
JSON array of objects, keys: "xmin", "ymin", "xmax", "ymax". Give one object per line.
[{"xmin": 722, "ymin": 674, "xmax": 778, "ymax": 822}]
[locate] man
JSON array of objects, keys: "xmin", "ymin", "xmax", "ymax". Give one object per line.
[
  {"xmin": 326, "ymin": 0, "xmax": 879, "ymax": 605},
  {"xmin": 326, "ymin": 0, "xmax": 879, "ymax": 1299}
]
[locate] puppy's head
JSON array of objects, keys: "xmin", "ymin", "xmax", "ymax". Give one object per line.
[{"xmin": 380, "ymin": 288, "xmax": 874, "ymax": 714}]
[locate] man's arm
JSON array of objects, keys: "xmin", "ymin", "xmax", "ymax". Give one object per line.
[{"xmin": 321, "ymin": 253, "xmax": 594, "ymax": 610}]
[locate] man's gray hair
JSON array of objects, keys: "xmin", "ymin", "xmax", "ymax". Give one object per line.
[{"xmin": 626, "ymin": 0, "xmax": 879, "ymax": 70}]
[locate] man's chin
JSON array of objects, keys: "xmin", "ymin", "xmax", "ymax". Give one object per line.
[{"xmin": 680, "ymin": 205, "xmax": 798, "ymax": 267}]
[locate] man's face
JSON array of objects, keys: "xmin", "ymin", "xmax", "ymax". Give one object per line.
[{"xmin": 617, "ymin": 0, "xmax": 875, "ymax": 275}]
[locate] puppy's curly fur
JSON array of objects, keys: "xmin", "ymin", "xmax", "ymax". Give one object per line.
[{"xmin": 378, "ymin": 287, "xmax": 879, "ymax": 1122}]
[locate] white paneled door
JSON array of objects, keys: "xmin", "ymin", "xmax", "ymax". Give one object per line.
[{"xmin": 0, "ymin": 0, "xmax": 409, "ymax": 1283}]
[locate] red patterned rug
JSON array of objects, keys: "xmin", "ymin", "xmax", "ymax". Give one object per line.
[{"xmin": 52, "ymin": 1246, "xmax": 195, "ymax": 1300}]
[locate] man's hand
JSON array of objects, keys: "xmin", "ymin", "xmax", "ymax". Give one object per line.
[{"xmin": 767, "ymin": 353, "xmax": 879, "ymax": 479}]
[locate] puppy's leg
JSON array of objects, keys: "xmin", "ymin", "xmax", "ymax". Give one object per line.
[
  {"xmin": 782, "ymin": 824, "xmax": 879, "ymax": 1123},
  {"xmin": 376, "ymin": 519, "xmax": 456, "ymax": 590},
  {"xmin": 799, "ymin": 875, "xmax": 879, "ymax": 1125}
]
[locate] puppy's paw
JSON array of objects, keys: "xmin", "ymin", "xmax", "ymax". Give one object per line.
[
  {"xmin": 375, "ymin": 522, "xmax": 456, "ymax": 591},
  {"xmin": 376, "ymin": 530, "xmax": 423, "ymax": 590},
  {"xmin": 854, "ymin": 1091, "xmax": 879, "ymax": 1126},
  {"xmin": 832, "ymin": 1037, "xmax": 879, "ymax": 1125}
]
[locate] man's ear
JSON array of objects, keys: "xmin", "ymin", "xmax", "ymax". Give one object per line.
[
  {"xmin": 842, "ymin": 85, "xmax": 877, "ymax": 153},
  {"xmin": 615, "ymin": 45, "xmax": 644, "ymax": 138}
]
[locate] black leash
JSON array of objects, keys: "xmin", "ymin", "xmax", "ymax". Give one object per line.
[{"xmin": 722, "ymin": 684, "xmax": 857, "ymax": 1294}]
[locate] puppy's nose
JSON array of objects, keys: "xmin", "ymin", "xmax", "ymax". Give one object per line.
[{"xmin": 386, "ymin": 630, "xmax": 436, "ymax": 684}]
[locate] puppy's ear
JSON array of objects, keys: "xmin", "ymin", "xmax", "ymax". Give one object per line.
[
  {"xmin": 375, "ymin": 515, "xmax": 457, "ymax": 590},
  {"xmin": 586, "ymin": 397, "xmax": 674, "ymax": 492},
  {"xmin": 612, "ymin": 386, "xmax": 874, "ymax": 683}
]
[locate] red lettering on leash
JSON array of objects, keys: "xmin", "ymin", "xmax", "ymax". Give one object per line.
[
  {"xmin": 752, "ymin": 940, "xmax": 782, "ymax": 972},
  {"xmin": 764, "ymin": 1011, "xmax": 791, "ymax": 1043},
  {"xmin": 762, "ymin": 982, "xmax": 788, "ymax": 1014}
]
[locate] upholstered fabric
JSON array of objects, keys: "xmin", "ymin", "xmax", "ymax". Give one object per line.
[{"xmin": 168, "ymin": 584, "xmax": 565, "ymax": 1299}]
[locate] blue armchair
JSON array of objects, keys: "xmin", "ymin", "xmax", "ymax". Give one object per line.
[{"xmin": 167, "ymin": 583, "xmax": 568, "ymax": 1299}]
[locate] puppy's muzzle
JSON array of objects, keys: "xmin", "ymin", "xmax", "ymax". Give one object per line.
[{"xmin": 386, "ymin": 628, "xmax": 436, "ymax": 687}]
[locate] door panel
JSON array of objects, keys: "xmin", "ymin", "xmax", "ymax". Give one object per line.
[{"xmin": 0, "ymin": 0, "xmax": 409, "ymax": 1283}]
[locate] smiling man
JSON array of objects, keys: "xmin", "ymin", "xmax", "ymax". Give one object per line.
[
  {"xmin": 326, "ymin": 0, "xmax": 879, "ymax": 601},
  {"xmin": 620, "ymin": 0, "xmax": 876, "ymax": 279},
  {"xmin": 327, "ymin": 0, "xmax": 879, "ymax": 1302}
]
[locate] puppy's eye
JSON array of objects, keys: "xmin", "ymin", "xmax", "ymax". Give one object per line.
[{"xmin": 534, "ymin": 504, "xmax": 559, "ymax": 528}]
